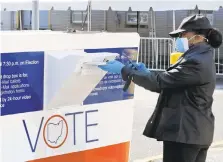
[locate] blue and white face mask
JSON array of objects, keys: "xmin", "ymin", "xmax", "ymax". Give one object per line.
[
  {"xmin": 175, "ymin": 37, "xmax": 189, "ymax": 53},
  {"xmin": 175, "ymin": 35, "xmax": 208, "ymax": 53}
]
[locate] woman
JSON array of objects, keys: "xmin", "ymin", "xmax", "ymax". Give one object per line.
[{"xmin": 98, "ymin": 14, "xmax": 222, "ymax": 162}]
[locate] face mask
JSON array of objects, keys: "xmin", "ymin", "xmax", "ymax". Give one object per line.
[
  {"xmin": 175, "ymin": 38, "xmax": 189, "ymax": 53},
  {"xmin": 175, "ymin": 35, "xmax": 208, "ymax": 53}
]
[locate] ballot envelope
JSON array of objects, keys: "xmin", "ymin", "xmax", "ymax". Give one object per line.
[{"xmin": 44, "ymin": 50, "xmax": 119, "ymax": 110}]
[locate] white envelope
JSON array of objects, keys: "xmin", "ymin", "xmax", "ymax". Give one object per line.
[{"xmin": 44, "ymin": 50, "xmax": 119, "ymax": 110}]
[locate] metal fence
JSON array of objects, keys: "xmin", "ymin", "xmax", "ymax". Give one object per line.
[
  {"xmin": 214, "ymin": 48, "xmax": 223, "ymax": 75},
  {"xmin": 139, "ymin": 37, "xmax": 223, "ymax": 75},
  {"xmin": 139, "ymin": 37, "xmax": 174, "ymax": 71}
]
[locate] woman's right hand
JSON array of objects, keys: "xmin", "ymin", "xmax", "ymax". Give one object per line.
[{"xmin": 131, "ymin": 62, "xmax": 150, "ymax": 73}]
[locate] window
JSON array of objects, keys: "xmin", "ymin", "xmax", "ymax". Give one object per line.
[
  {"xmin": 72, "ymin": 11, "xmax": 88, "ymax": 24},
  {"xmin": 126, "ymin": 12, "xmax": 149, "ymax": 25}
]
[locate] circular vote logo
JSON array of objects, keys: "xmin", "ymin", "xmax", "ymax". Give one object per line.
[{"xmin": 43, "ymin": 115, "xmax": 68, "ymax": 149}]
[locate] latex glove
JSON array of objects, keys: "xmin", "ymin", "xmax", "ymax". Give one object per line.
[
  {"xmin": 98, "ymin": 60, "xmax": 125, "ymax": 74},
  {"xmin": 131, "ymin": 62, "xmax": 150, "ymax": 73},
  {"xmin": 121, "ymin": 62, "xmax": 150, "ymax": 81}
]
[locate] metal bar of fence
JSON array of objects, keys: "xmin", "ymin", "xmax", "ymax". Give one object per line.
[
  {"xmin": 140, "ymin": 37, "xmax": 223, "ymax": 75},
  {"xmin": 159, "ymin": 40, "xmax": 162, "ymax": 70},
  {"xmin": 140, "ymin": 39, "xmax": 143, "ymax": 62},
  {"xmin": 168, "ymin": 40, "xmax": 171, "ymax": 68},
  {"xmin": 164, "ymin": 39, "xmax": 166, "ymax": 70},
  {"xmin": 218, "ymin": 48, "xmax": 220, "ymax": 74},
  {"xmin": 152, "ymin": 39, "xmax": 154, "ymax": 69},
  {"xmin": 144, "ymin": 39, "xmax": 146, "ymax": 64},
  {"xmin": 147, "ymin": 39, "xmax": 150, "ymax": 68},
  {"xmin": 156, "ymin": 40, "xmax": 158, "ymax": 69}
]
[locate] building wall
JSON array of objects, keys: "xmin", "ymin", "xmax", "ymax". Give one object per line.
[
  {"xmin": 0, "ymin": 11, "xmax": 16, "ymax": 30},
  {"xmin": 1, "ymin": 8, "xmax": 223, "ymax": 66},
  {"xmin": 91, "ymin": 10, "xmax": 106, "ymax": 31},
  {"xmin": 106, "ymin": 10, "xmax": 151, "ymax": 37},
  {"xmin": 2, "ymin": 9, "xmax": 223, "ymax": 36},
  {"xmin": 50, "ymin": 10, "xmax": 71, "ymax": 31},
  {"xmin": 22, "ymin": 10, "xmax": 31, "ymax": 29},
  {"xmin": 39, "ymin": 10, "xmax": 49, "ymax": 29}
]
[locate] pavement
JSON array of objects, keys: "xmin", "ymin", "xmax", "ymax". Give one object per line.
[{"xmin": 129, "ymin": 81, "xmax": 223, "ymax": 162}]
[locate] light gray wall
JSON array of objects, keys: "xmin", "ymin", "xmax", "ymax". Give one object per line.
[
  {"xmin": 50, "ymin": 10, "xmax": 72, "ymax": 31},
  {"xmin": 0, "ymin": 11, "xmax": 16, "ymax": 30},
  {"xmin": 2, "ymin": 9, "xmax": 223, "ymax": 36},
  {"xmin": 50, "ymin": 10, "xmax": 106, "ymax": 31},
  {"xmin": 91, "ymin": 10, "xmax": 106, "ymax": 31}
]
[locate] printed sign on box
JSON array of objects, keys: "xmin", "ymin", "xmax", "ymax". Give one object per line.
[
  {"xmin": 84, "ymin": 47, "xmax": 138, "ymax": 105},
  {"xmin": 0, "ymin": 52, "xmax": 44, "ymax": 116}
]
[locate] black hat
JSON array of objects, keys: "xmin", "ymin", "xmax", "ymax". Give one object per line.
[{"xmin": 169, "ymin": 14, "xmax": 213, "ymax": 37}]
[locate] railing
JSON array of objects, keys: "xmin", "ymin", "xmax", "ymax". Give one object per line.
[
  {"xmin": 139, "ymin": 37, "xmax": 223, "ymax": 75},
  {"xmin": 139, "ymin": 37, "xmax": 174, "ymax": 71},
  {"xmin": 214, "ymin": 48, "xmax": 223, "ymax": 75}
]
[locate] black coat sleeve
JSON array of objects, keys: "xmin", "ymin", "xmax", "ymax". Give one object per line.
[{"xmin": 121, "ymin": 59, "xmax": 202, "ymax": 92}]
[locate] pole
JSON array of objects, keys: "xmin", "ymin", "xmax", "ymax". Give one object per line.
[
  {"xmin": 137, "ymin": 11, "xmax": 139, "ymax": 32},
  {"xmin": 173, "ymin": 10, "xmax": 176, "ymax": 31},
  {"xmin": 153, "ymin": 11, "xmax": 156, "ymax": 37},
  {"xmin": 32, "ymin": 0, "xmax": 39, "ymax": 30},
  {"xmin": 87, "ymin": 0, "xmax": 91, "ymax": 31},
  {"xmin": 90, "ymin": 1, "xmax": 92, "ymax": 31},
  {"xmin": 87, "ymin": 3, "xmax": 89, "ymax": 31},
  {"xmin": 150, "ymin": 9, "xmax": 154, "ymax": 67},
  {"xmin": 173, "ymin": 10, "xmax": 176, "ymax": 51}
]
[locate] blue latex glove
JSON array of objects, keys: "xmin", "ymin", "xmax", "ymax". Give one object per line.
[
  {"xmin": 98, "ymin": 60, "xmax": 125, "ymax": 74},
  {"xmin": 131, "ymin": 62, "xmax": 150, "ymax": 73}
]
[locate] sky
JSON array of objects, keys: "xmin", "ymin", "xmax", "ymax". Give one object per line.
[{"xmin": 0, "ymin": 0, "xmax": 223, "ymax": 11}]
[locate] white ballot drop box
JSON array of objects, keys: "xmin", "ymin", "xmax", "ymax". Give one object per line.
[{"xmin": 0, "ymin": 31, "xmax": 140, "ymax": 162}]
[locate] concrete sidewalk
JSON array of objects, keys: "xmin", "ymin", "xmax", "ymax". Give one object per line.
[
  {"xmin": 133, "ymin": 145, "xmax": 223, "ymax": 162},
  {"xmin": 130, "ymin": 84, "xmax": 223, "ymax": 162}
]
